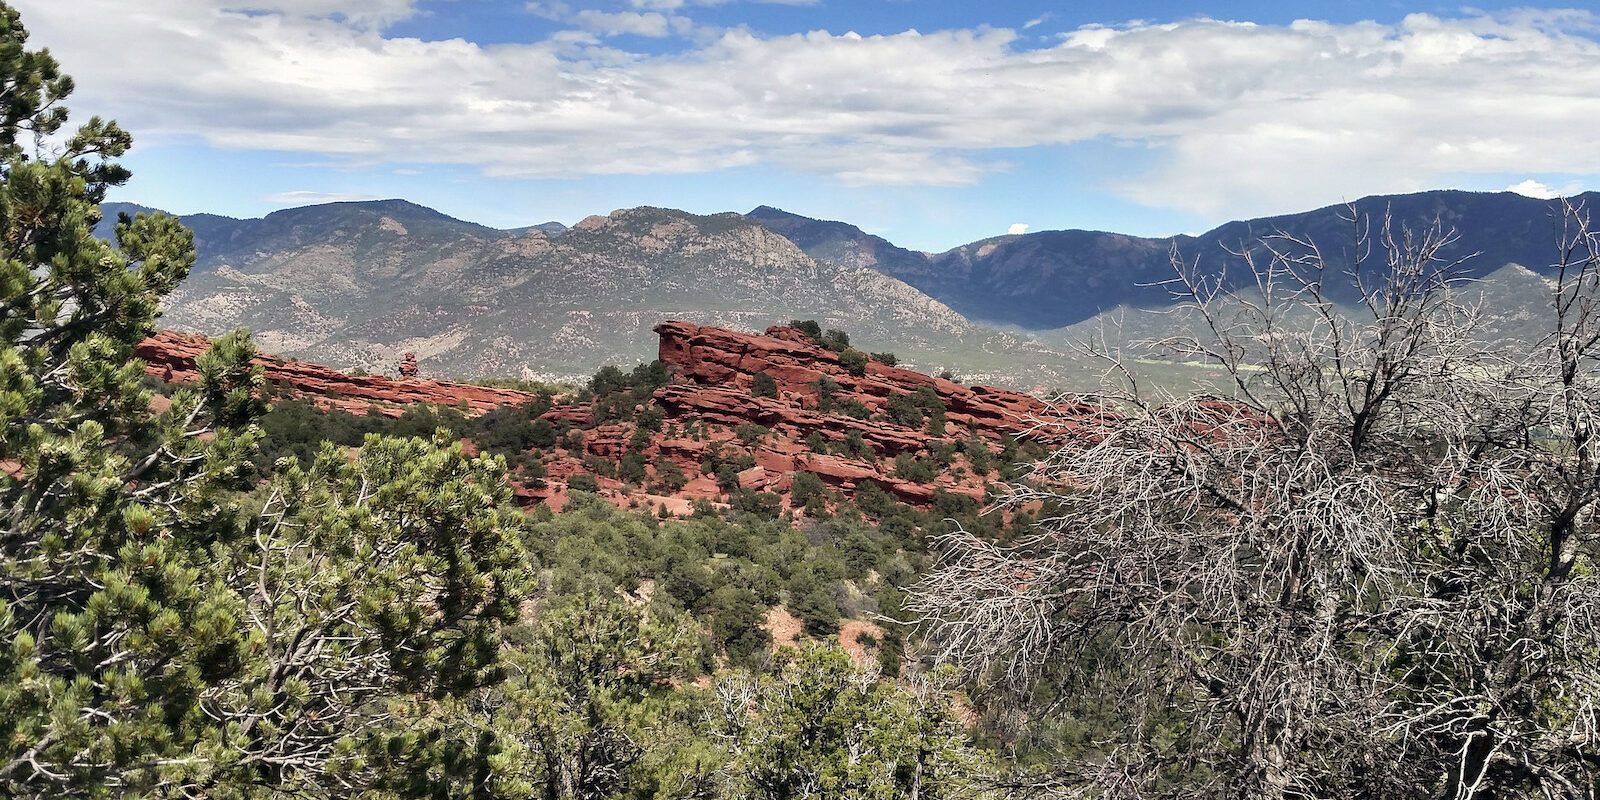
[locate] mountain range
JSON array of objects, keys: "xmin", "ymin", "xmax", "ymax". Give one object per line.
[
  {"xmin": 754, "ymin": 190, "xmax": 1591, "ymax": 330},
  {"xmin": 101, "ymin": 189, "xmax": 1590, "ymax": 387}
]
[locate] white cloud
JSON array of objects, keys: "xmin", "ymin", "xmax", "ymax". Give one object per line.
[
  {"xmin": 629, "ymin": 0, "xmax": 818, "ymax": 7},
  {"xmin": 570, "ymin": 9, "xmax": 688, "ymax": 37},
  {"xmin": 261, "ymin": 190, "xmax": 382, "ymax": 204},
  {"xmin": 1007, "ymin": 223, "xmax": 1029, "ymax": 235},
  {"xmin": 1503, "ymin": 178, "xmax": 1586, "ymax": 199},
  {"xmin": 13, "ymin": 3, "xmax": 1600, "ymax": 217},
  {"xmin": 529, "ymin": 3, "xmax": 692, "ymax": 37},
  {"xmin": 1505, "ymin": 179, "xmax": 1560, "ymax": 199},
  {"xmin": 224, "ymin": 0, "xmax": 425, "ymax": 28}
]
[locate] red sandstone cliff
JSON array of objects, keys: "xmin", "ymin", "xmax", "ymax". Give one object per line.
[
  {"xmin": 137, "ymin": 330, "xmax": 538, "ymax": 417},
  {"xmin": 137, "ymin": 322, "xmax": 1092, "ymax": 515},
  {"xmin": 653, "ymin": 320, "xmax": 1089, "ymax": 445}
]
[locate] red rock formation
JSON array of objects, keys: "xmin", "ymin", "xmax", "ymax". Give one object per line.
[
  {"xmin": 398, "ymin": 351, "xmax": 419, "ymax": 378},
  {"xmin": 136, "ymin": 331, "xmax": 537, "ymax": 417},
  {"xmin": 138, "ymin": 322, "xmax": 1101, "ymax": 515},
  {"xmin": 653, "ymin": 321, "xmax": 1087, "ymax": 444}
]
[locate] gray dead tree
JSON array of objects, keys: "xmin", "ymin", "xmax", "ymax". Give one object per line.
[{"xmin": 910, "ymin": 202, "xmax": 1600, "ymax": 799}]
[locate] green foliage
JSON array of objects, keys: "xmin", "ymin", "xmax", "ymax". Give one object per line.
[
  {"xmin": 589, "ymin": 359, "xmax": 671, "ymax": 399},
  {"xmin": 470, "ymin": 376, "xmax": 569, "ymax": 395},
  {"xmin": 619, "ymin": 451, "xmax": 648, "ymax": 484},
  {"xmin": 380, "ymin": 591, "xmax": 703, "ymax": 800},
  {"xmin": 790, "ymin": 471, "xmax": 827, "ymax": 508},
  {"xmin": 811, "ymin": 375, "xmax": 840, "ymax": 412},
  {"xmin": 254, "ymin": 397, "xmax": 373, "ymax": 469},
  {"xmin": 893, "ymin": 453, "xmax": 940, "ymax": 483},
  {"xmin": 838, "ymin": 397, "xmax": 872, "ymax": 419},
  {"xmin": 703, "ymin": 442, "xmax": 756, "ymax": 492},
  {"xmin": 835, "ymin": 430, "xmax": 875, "ymax": 461},
  {"xmin": 838, "ymin": 349, "xmax": 868, "ymax": 375},
  {"xmin": 751, "ymin": 370, "xmax": 778, "ymax": 398},
  {"xmin": 589, "ymin": 364, "xmax": 628, "ymax": 396},
  {"xmin": 964, "ymin": 437, "xmax": 994, "ymax": 474},
  {"xmin": 820, "ymin": 328, "xmax": 851, "ymax": 352},
  {"xmin": 582, "ymin": 453, "xmax": 616, "ymax": 479},
  {"xmin": 714, "ymin": 647, "xmax": 994, "ymax": 800},
  {"xmin": 634, "ymin": 405, "xmax": 664, "ymax": 432},
  {"xmin": 469, "ymin": 400, "xmax": 554, "ymax": 456},
  {"xmin": 387, "ymin": 402, "xmax": 469, "ymax": 439},
  {"xmin": 653, "ymin": 459, "xmax": 687, "ymax": 493},
  {"xmin": 868, "ymin": 351, "xmax": 898, "ymax": 366},
  {"xmin": 788, "ymin": 319, "xmax": 823, "ymax": 340},
  {"xmin": 0, "ymin": 12, "xmax": 1070, "ymax": 797},
  {"xmin": 0, "ymin": 20, "xmax": 534, "ymax": 791},
  {"xmin": 730, "ymin": 489, "xmax": 783, "ymax": 520},
  {"xmin": 529, "ymin": 417, "xmax": 557, "ymax": 448},
  {"xmin": 0, "ymin": 14, "xmax": 255, "ymax": 793},
  {"xmin": 704, "ymin": 586, "xmax": 773, "ymax": 668},
  {"xmin": 886, "ymin": 392, "xmax": 925, "ymax": 428},
  {"xmin": 785, "ymin": 569, "xmax": 841, "ymax": 635},
  {"xmin": 510, "ymin": 495, "xmax": 957, "ymax": 684},
  {"xmin": 931, "ymin": 489, "xmax": 980, "ymax": 519},
  {"xmin": 913, "ymin": 385, "xmax": 948, "ymax": 433}
]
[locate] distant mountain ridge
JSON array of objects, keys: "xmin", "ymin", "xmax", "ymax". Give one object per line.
[
  {"xmin": 100, "ymin": 199, "xmax": 514, "ymax": 271},
  {"xmin": 107, "ymin": 189, "xmax": 1593, "ymax": 388},
  {"xmin": 747, "ymin": 190, "xmax": 1598, "ymax": 330},
  {"xmin": 132, "ymin": 200, "xmax": 1040, "ymax": 383}
]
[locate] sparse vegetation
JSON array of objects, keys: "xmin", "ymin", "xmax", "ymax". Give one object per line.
[
  {"xmin": 16, "ymin": 0, "xmax": 1596, "ymax": 794},
  {"xmin": 751, "ymin": 370, "xmax": 778, "ymax": 397}
]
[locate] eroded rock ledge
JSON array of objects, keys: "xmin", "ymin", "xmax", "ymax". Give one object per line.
[{"xmin": 138, "ymin": 322, "xmax": 1095, "ymax": 514}]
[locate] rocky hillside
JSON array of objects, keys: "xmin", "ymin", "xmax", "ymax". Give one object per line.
[
  {"xmin": 134, "ymin": 201, "xmax": 1048, "ymax": 383},
  {"xmin": 114, "ymin": 188, "xmax": 1588, "ymax": 394},
  {"xmin": 138, "ymin": 322, "xmax": 1091, "ymax": 516}
]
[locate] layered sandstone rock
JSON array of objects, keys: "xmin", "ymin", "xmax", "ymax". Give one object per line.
[
  {"xmin": 138, "ymin": 322, "xmax": 1090, "ymax": 514},
  {"xmin": 653, "ymin": 320, "xmax": 1090, "ymax": 444},
  {"xmin": 137, "ymin": 330, "xmax": 536, "ymax": 417}
]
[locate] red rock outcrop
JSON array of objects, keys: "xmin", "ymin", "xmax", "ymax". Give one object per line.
[
  {"xmin": 136, "ymin": 331, "xmax": 537, "ymax": 417},
  {"xmin": 625, "ymin": 321, "xmax": 1096, "ymax": 506},
  {"xmin": 138, "ymin": 322, "xmax": 1100, "ymax": 516},
  {"xmin": 654, "ymin": 321, "xmax": 1093, "ymax": 444}
]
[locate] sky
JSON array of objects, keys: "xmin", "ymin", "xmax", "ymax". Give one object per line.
[{"xmin": 12, "ymin": 0, "xmax": 1600, "ymax": 251}]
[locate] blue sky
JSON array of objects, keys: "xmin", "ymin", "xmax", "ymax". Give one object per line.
[{"xmin": 14, "ymin": 1, "xmax": 1600, "ymax": 250}]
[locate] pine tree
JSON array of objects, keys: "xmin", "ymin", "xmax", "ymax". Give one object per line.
[
  {"xmin": 714, "ymin": 647, "xmax": 995, "ymax": 800},
  {"xmin": 371, "ymin": 590, "xmax": 706, "ymax": 800},
  {"xmin": 0, "ymin": 5, "xmax": 531, "ymax": 796}
]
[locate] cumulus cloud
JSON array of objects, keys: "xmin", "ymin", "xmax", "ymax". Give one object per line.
[
  {"xmin": 528, "ymin": 3, "xmax": 692, "ymax": 37},
  {"xmin": 1506, "ymin": 179, "xmax": 1560, "ymax": 199},
  {"xmin": 13, "ymin": 2, "xmax": 1600, "ymax": 218},
  {"xmin": 570, "ymin": 10, "xmax": 691, "ymax": 37},
  {"xmin": 1007, "ymin": 223, "xmax": 1029, "ymax": 235},
  {"xmin": 1503, "ymin": 178, "xmax": 1586, "ymax": 199}
]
